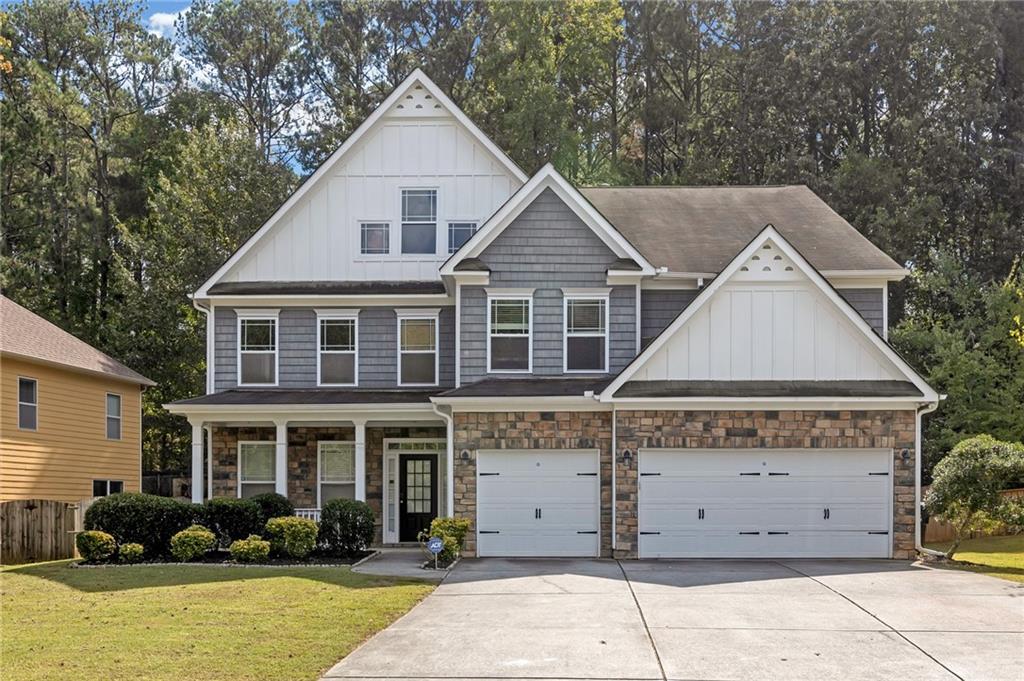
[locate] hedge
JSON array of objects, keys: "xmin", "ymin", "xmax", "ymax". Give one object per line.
[{"xmin": 84, "ymin": 493, "xmax": 197, "ymax": 557}]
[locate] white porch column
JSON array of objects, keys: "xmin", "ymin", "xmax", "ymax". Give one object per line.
[
  {"xmin": 189, "ymin": 419, "xmax": 204, "ymax": 503},
  {"xmin": 353, "ymin": 419, "xmax": 367, "ymax": 502},
  {"xmin": 274, "ymin": 420, "xmax": 288, "ymax": 497}
]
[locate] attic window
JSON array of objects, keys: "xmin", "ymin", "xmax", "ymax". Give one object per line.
[{"xmin": 401, "ymin": 189, "xmax": 437, "ymax": 255}]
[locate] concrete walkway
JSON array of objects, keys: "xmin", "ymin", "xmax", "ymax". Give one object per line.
[
  {"xmin": 324, "ymin": 558, "xmax": 1024, "ymax": 680},
  {"xmin": 351, "ymin": 547, "xmax": 448, "ymax": 581}
]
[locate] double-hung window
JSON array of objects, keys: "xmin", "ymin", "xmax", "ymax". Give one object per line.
[
  {"xmin": 397, "ymin": 310, "xmax": 438, "ymax": 386},
  {"xmin": 238, "ymin": 442, "xmax": 276, "ymax": 498},
  {"xmin": 488, "ymin": 296, "xmax": 531, "ymax": 372},
  {"xmin": 360, "ymin": 222, "xmax": 390, "ymax": 255},
  {"xmin": 564, "ymin": 295, "xmax": 608, "ymax": 372},
  {"xmin": 318, "ymin": 441, "xmax": 356, "ymax": 505},
  {"xmin": 106, "ymin": 393, "xmax": 122, "ymax": 440},
  {"xmin": 238, "ymin": 311, "xmax": 278, "ymax": 386},
  {"xmin": 447, "ymin": 221, "xmax": 477, "ymax": 253},
  {"xmin": 401, "ymin": 189, "xmax": 437, "ymax": 255},
  {"xmin": 93, "ymin": 480, "xmax": 124, "ymax": 497},
  {"xmin": 17, "ymin": 377, "xmax": 37, "ymax": 430},
  {"xmin": 318, "ymin": 311, "xmax": 358, "ymax": 386}
]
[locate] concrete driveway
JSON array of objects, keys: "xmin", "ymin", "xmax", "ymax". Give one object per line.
[{"xmin": 323, "ymin": 558, "xmax": 1023, "ymax": 681}]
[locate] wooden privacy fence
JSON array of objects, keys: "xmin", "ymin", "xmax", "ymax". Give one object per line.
[
  {"xmin": 0, "ymin": 498, "xmax": 85, "ymax": 565},
  {"xmin": 924, "ymin": 488, "xmax": 1024, "ymax": 544}
]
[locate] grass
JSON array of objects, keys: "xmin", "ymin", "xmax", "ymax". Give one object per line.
[
  {"xmin": 0, "ymin": 561, "xmax": 434, "ymax": 681},
  {"xmin": 925, "ymin": 534, "xmax": 1024, "ymax": 584}
]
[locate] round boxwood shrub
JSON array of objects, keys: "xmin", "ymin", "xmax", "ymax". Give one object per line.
[
  {"xmin": 201, "ymin": 498, "xmax": 262, "ymax": 548},
  {"xmin": 118, "ymin": 543, "xmax": 145, "ymax": 564},
  {"xmin": 84, "ymin": 493, "xmax": 198, "ymax": 557},
  {"xmin": 265, "ymin": 516, "xmax": 318, "ymax": 559},
  {"xmin": 170, "ymin": 524, "xmax": 217, "ymax": 562},
  {"xmin": 249, "ymin": 493, "xmax": 294, "ymax": 525},
  {"xmin": 318, "ymin": 499, "xmax": 375, "ymax": 557},
  {"xmin": 230, "ymin": 535, "xmax": 270, "ymax": 563},
  {"xmin": 77, "ymin": 530, "xmax": 116, "ymax": 563}
]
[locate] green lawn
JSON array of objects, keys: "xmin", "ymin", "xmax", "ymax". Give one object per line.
[
  {"xmin": 0, "ymin": 561, "xmax": 434, "ymax": 681},
  {"xmin": 925, "ymin": 534, "xmax": 1024, "ymax": 584}
]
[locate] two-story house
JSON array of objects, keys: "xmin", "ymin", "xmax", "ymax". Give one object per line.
[{"xmin": 167, "ymin": 70, "xmax": 939, "ymax": 560}]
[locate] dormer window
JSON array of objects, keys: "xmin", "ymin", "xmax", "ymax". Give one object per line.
[{"xmin": 401, "ymin": 189, "xmax": 436, "ymax": 255}]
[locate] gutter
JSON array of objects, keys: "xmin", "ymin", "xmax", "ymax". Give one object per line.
[
  {"xmin": 192, "ymin": 297, "xmax": 213, "ymax": 394},
  {"xmin": 915, "ymin": 397, "xmax": 943, "ymax": 557}
]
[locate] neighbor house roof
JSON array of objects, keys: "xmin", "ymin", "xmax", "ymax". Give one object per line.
[
  {"xmin": 0, "ymin": 295, "xmax": 154, "ymax": 386},
  {"xmin": 579, "ymin": 185, "xmax": 904, "ymax": 276},
  {"xmin": 207, "ymin": 281, "xmax": 447, "ymax": 296}
]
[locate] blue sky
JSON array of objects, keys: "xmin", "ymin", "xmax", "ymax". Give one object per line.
[{"xmin": 142, "ymin": 1, "xmax": 192, "ymax": 39}]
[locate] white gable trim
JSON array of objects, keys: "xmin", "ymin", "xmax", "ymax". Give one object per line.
[
  {"xmin": 195, "ymin": 69, "xmax": 528, "ymax": 298},
  {"xmin": 440, "ymin": 164, "xmax": 656, "ymax": 276},
  {"xmin": 599, "ymin": 225, "xmax": 938, "ymax": 402}
]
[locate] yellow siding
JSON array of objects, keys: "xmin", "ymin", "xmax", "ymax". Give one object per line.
[{"xmin": 0, "ymin": 356, "xmax": 142, "ymax": 502}]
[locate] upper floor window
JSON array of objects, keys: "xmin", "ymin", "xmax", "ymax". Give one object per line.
[
  {"xmin": 238, "ymin": 441, "xmax": 276, "ymax": 498},
  {"xmin": 448, "ymin": 222, "xmax": 477, "ymax": 254},
  {"xmin": 93, "ymin": 480, "xmax": 124, "ymax": 497},
  {"xmin": 318, "ymin": 312, "xmax": 357, "ymax": 386},
  {"xmin": 18, "ymin": 377, "xmax": 37, "ymax": 430},
  {"xmin": 564, "ymin": 296, "xmax": 607, "ymax": 372},
  {"xmin": 360, "ymin": 222, "xmax": 390, "ymax": 255},
  {"xmin": 398, "ymin": 310, "xmax": 438, "ymax": 386},
  {"xmin": 318, "ymin": 441, "xmax": 356, "ymax": 505},
  {"xmin": 489, "ymin": 297, "xmax": 531, "ymax": 372},
  {"xmin": 106, "ymin": 393, "xmax": 122, "ymax": 440},
  {"xmin": 401, "ymin": 189, "xmax": 437, "ymax": 255},
  {"xmin": 238, "ymin": 313, "xmax": 278, "ymax": 386}
]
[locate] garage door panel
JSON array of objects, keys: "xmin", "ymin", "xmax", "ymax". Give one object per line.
[{"xmin": 762, "ymin": 531, "xmax": 891, "ymax": 558}]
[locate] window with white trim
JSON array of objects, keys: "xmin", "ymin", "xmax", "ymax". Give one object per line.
[
  {"xmin": 239, "ymin": 316, "xmax": 277, "ymax": 385},
  {"xmin": 318, "ymin": 314, "xmax": 357, "ymax": 386},
  {"xmin": 106, "ymin": 393, "xmax": 122, "ymax": 440},
  {"xmin": 238, "ymin": 442, "xmax": 276, "ymax": 498},
  {"xmin": 401, "ymin": 189, "xmax": 437, "ymax": 254},
  {"xmin": 398, "ymin": 312, "xmax": 438, "ymax": 386},
  {"xmin": 447, "ymin": 221, "xmax": 477, "ymax": 253},
  {"xmin": 564, "ymin": 297, "xmax": 607, "ymax": 372},
  {"xmin": 318, "ymin": 441, "xmax": 356, "ymax": 505},
  {"xmin": 18, "ymin": 377, "xmax": 37, "ymax": 430},
  {"xmin": 360, "ymin": 222, "xmax": 390, "ymax": 255},
  {"xmin": 489, "ymin": 297, "xmax": 531, "ymax": 372},
  {"xmin": 93, "ymin": 480, "xmax": 124, "ymax": 497}
]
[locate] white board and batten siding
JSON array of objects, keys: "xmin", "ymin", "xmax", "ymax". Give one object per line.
[
  {"xmin": 633, "ymin": 240, "xmax": 904, "ymax": 382},
  {"xmin": 222, "ymin": 87, "xmax": 522, "ymax": 284}
]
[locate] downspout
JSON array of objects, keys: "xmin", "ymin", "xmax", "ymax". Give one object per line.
[
  {"xmin": 611, "ymin": 405, "xmax": 617, "ymax": 553},
  {"xmin": 432, "ymin": 401, "xmax": 455, "ymax": 518},
  {"xmin": 916, "ymin": 399, "xmax": 942, "ymax": 557}
]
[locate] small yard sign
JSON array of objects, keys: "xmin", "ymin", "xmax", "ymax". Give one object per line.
[{"xmin": 426, "ymin": 536, "xmax": 444, "ymax": 569}]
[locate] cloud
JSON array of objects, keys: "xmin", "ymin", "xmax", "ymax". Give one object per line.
[{"xmin": 147, "ymin": 10, "xmax": 185, "ymax": 40}]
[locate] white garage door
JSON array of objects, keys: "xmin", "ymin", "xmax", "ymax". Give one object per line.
[
  {"xmin": 476, "ymin": 449, "xmax": 600, "ymax": 557},
  {"xmin": 638, "ymin": 449, "xmax": 892, "ymax": 558}
]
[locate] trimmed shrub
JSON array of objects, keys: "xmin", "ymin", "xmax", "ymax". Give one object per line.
[
  {"xmin": 84, "ymin": 493, "xmax": 197, "ymax": 557},
  {"xmin": 265, "ymin": 516, "xmax": 318, "ymax": 559},
  {"xmin": 118, "ymin": 543, "xmax": 145, "ymax": 564},
  {"xmin": 230, "ymin": 535, "xmax": 270, "ymax": 563},
  {"xmin": 170, "ymin": 524, "xmax": 217, "ymax": 562},
  {"xmin": 249, "ymin": 493, "xmax": 294, "ymax": 525},
  {"xmin": 418, "ymin": 517, "xmax": 472, "ymax": 564},
  {"xmin": 318, "ymin": 499, "xmax": 375, "ymax": 557},
  {"xmin": 77, "ymin": 530, "xmax": 116, "ymax": 563},
  {"xmin": 201, "ymin": 498, "xmax": 262, "ymax": 547}
]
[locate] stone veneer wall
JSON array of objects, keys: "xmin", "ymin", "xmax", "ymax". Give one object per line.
[
  {"xmin": 452, "ymin": 411, "xmax": 614, "ymax": 557},
  {"xmin": 366, "ymin": 426, "xmax": 446, "ymax": 545},
  {"xmin": 614, "ymin": 410, "xmax": 917, "ymax": 559}
]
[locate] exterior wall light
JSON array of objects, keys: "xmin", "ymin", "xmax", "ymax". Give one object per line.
[{"xmin": 621, "ymin": 449, "xmax": 633, "ymax": 467}]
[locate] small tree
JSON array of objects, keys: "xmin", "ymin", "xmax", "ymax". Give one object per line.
[{"xmin": 925, "ymin": 435, "xmax": 1024, "ymax": 558}]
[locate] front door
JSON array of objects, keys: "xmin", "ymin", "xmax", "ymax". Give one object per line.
[{"xmin": 399, "ymin": 455, "xmax": 437, "ymax": 542}]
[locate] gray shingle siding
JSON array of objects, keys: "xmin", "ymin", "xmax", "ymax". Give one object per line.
[
  {"xmin": 838, "ymin": 288, "xmax": 885, "ymax": 335},
  {"xmin": 459, "ymin": 188, "xmax": 637, "ymax": 384},
  {"xmin": 640, "ymin": 289, "xmax": 699, "ymax": 347},
  {"xmin": 213, "ymin": 306, "xmax": 454, "ymax": 390}
]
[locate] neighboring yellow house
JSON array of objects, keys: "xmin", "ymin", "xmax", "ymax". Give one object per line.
[{"xmin": 0, "ymin": 295, "xmax": 154, "ymax": 502}]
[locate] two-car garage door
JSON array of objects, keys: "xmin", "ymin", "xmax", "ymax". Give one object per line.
[{"xmin": 638, "ymin": 449, "xmax": 893, "ymax": 558}]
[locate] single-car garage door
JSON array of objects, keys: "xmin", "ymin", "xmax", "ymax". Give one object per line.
[
  {"xmin": 638, "ymin": 449, "xmax": 892, "ymax": 558},
  {"xmin": 476, "ymin": 449, "xmax": 600, "ymax": 557}
]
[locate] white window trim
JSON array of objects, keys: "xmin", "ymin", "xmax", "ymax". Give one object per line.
[
  {"xmin": 447, "ymin": 219, "xmax": 479, "ymax": 254},
  {"xmin": 563, "ymin": 294, "xmax": 609, "ymax": 374},
  {"xmin": 316, "ymin": 310, "xmax": 359, "ymax": 387},
  {"xmin": 17, "ymin": 376, "xmax": 37, "ymax": 431},
  {"xmin": 487, "ymin": 294, "xmax": 533, "ymax": 374},
  {"xmin": 316, "ymin": 440, "xmax": 356, "ymax": 508},
  {"xmin": 237, "ymin": 310, "xmax": 280, "ymax": 387},
  {"xmin": 397, "ymin": 308, "xmax": 440, "ymax": 387},
  {"xmin": 105, "ymin": 392, "xmax": 123, "ymax": 441},
  {"xmin": 237, "ymin": 441, "xmax": 276, "ymax": 499},
  {"xmin": 358, "ymin": 220, "xmax": 391, "ymax": 256},
  {"xmin": 399, "ymin": 187, "xmax": 440, "ymax": 257}
]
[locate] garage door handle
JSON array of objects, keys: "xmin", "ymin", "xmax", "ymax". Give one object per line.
[
  {"xmin": 640, "ymin": 472, "xmax": 660, "ymax": 477},
  {"xmin": 867, "ymin": 531, "xmax": 889, "ymax": 535},
  {"xmin": 868, "ymin": 472, "xmax": 889, "ymax": 476},
  {"xmin": 479, "ymin": 530, "xmax": 500, "ymax": 534},
  {"xmin": 640, "ymin": 531, "xmax": 661, "ymax": 535},
  {"xmin": 576, "ymin": 472, "xmax": 597, "ymax": 476},
  {"xmin": 576, "ymin": 531, "xmax": 598, "ymax": 534},
  {"xmin": 738, "ymin": 531, "xmax": 760, "ymax": 535},
  {"xmin": 739, "ymin": 472, "xmax": 760, "ymax": 476},
  {"xmin": 479, "ymin": 472, "xmax": 500, "ymax": 476},
  {"xmin": 768, "ymin": 472, "xmax": 789, "ymax": 476},
  {"xmin": 768, "ymin": 531, "xmax": 789, "ymax": 535}
]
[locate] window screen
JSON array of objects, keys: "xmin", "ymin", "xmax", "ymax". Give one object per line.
[
  {"xmin": 565, "ymin": 298, "xmax": 607, "ymax": 372},
  {"xmin": 240, "ymin": 318, "xmax": 276, "ymax": 384},
  {"xmin": 319, "ymin": 442, "xmax": 356, "ymax": 504},
  {"xmin": 106, "ymin": 393, "xmax": 122, "ymax": 440},
  {"xmin": 399, "ymin": 317, "xmax": 437, "ymax": 385},
  {"xmin": 239, "ymin": 443, "xmax": 276, "ymax": 498},
  {"xmin": 18, "ymin": 377, "xmax": 37, "ymax": 430},
  {"xmin": 319, "ymin": 317, "xmax": 356, "ymax": 385},
  {"xmin": 489, "ymin": 298, "xmax": 530, "ymax": 371}
]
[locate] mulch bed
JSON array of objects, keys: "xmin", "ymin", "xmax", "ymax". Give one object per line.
[{"xmin": 73, "ymin": 549, "xmax": 374, "ymax": 568}]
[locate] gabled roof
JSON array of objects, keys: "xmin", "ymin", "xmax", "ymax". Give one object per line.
[
  {"xmin": 194, "ymin": 69, "xmax": 528, "ymax": 299},
  {"xmin": 441, "ymin": 164, "xmax": 656, "ymax": 276},
  {"xmin": 599, "ymin": 225, "xmax": 938, "ymax": 403},
  {"xmin": 0, "ymin": 296, "xmax": 154, "ymax": 386},
  {"xmin": 580, "ymin": 185, "xmax": 906, "ymax": 277}
]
